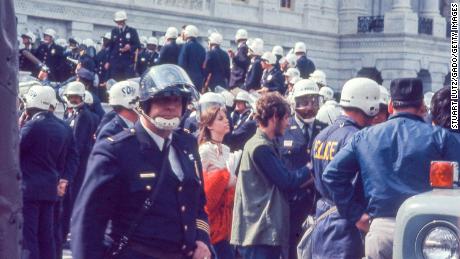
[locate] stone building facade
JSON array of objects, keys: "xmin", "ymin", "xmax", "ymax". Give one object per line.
[{"xmin": 15, "ymin": 0, "xmax": 452, "ymax": 91}]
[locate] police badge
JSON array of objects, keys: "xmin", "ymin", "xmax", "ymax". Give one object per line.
[
  {"xmin": 126, "ymin": 32, "xmax": 131, "ymax": 39},
  {"xmin": 51, "ymin": 49, "xmax": 55, "ymax": 55},
  {"xmin": 267, "ymin": 74, "xmax": 273, "ymax": 81}
]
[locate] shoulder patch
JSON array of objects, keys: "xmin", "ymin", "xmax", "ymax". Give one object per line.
[{"xmin": 106, "ymin": 128, "xmax": 136, "ymax": 144}]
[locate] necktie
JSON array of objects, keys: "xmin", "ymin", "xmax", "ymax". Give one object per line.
[{"xmin": 304, "ymin": 123, "xmax": 310, "ymax": 144}]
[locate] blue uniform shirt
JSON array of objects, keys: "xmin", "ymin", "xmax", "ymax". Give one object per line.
[
  {"xmin": 157, "ymin": 40, "xmax": 181, "ymax": 65},
  {"xmin": 178, "ymin": 38, "xmax": 206, "ymax": 92},
  {"xmin": 203, "ymin": 46, "xmax": 231, "ymax": 90},
  {"xmin": 229, "ymin": 42, "xmax": 250, "ymax": 88},
  {"xmin": 323, "ymin": 113, "xmax": 460, "ymax": 222},
  {"xmin": 243, "ymin": 56, "xmax": 263, "ymax": 91}
]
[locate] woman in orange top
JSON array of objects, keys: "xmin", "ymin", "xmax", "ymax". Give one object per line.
[{"xmin": 198, "ymin": 104, "xmax": 237, "ymax": 259}]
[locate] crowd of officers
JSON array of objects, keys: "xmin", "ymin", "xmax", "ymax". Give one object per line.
[{"xmin": 17, "ymin": 9, "xmax": 460, "ymax": 259}]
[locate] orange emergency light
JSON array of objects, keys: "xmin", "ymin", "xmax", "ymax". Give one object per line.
[{"xmin": 430, "ymin": 161, "xmax": 459, "ymax": 188}]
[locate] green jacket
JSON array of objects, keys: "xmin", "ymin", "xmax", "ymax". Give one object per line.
[{"xmin": 231, "ymin": 129, "xmax": 308, "ymax": 246}]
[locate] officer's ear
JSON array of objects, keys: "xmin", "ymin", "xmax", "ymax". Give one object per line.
[{"xmin": 388, "ymin": 99, "xmax": 394, "ymax": 115}]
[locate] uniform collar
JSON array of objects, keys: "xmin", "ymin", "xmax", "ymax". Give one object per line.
[
  {"xmin": 31, "ymin": 111, "xmax": 50, "ymax": 120},
  {"xmin": 335, "ymin": 115, "xmax": 363, "ymax": 129},
  {"xmin": 140, "ymin": 119, "xmax": 172, "ymax": 151},
  {"xmin": 388, "ymin": 112, "xmax": 424, "ymax": 122},
  {"xmin": 118, "ymin": 114, "xmax": 135, "ymax": 128}
]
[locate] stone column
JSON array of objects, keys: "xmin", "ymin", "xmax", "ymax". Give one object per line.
[
  {"xmin": 420, "ymin": 0, "xmax": 447, "ymax": 38},
  {"xmin": 338, "ymin": 0, "xmax": 367, "ymax": 34},
  {"xmin": 70, "ymin": 21, "xmax": 94, "ymax": 40},
  {"xmin": 384, "ymin": 0, "xmax": 418, "ymax": 35}
]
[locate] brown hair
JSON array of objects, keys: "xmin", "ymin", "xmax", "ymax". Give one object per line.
[
  {"xmin": 198, "ymin": 106, "xmax": 224, "ymax": 145},
  {"xmin": 254, "ymin": 92, "xmax": 290, "ymax": 127}
]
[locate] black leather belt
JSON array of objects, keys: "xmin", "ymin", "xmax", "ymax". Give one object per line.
[{"xmin": 128, "ymin": 242, "xmax": 185, "ymax": 259}]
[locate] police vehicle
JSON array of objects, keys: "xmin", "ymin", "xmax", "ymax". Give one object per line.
[{"xmin": 393, "ymin": 161, "xmax": 460, "ymax": 259}]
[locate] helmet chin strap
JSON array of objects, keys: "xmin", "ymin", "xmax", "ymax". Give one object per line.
[
  {"xmin": 135, "ymin": 107, "xmax": 180, "ymax": 131},
  {"xmin": 302, "ymin": 117, "xmax": 315, "ymax": 124}
]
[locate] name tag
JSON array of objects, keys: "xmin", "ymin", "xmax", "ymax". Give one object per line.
[
  {"xmin": 188, "ymin": 154, "xmax": 194, "ymax": 161},
  {"xmin": 284, "ymin": 140, "xmax": 293, "ymax": 147},
  {"xmin": 139, "ymin": 172, "xmax": 156, "ymax": 178},
  {"xmin": 290, "ymin": 125, "xmax": 297, "ymax": 130}
]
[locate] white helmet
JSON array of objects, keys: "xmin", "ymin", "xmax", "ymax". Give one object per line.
[
  {"xmin": 184, "ymin": 25, "xmax": 199, "ymax": 39},
  {"xmin": 158, "ymin": 36, "xmax": 165, "ymax": 46},
  {"xmin": 113, "ymin": 10, "xmax": 128, "ymax": 22},
  {"xmin": 43, "ymin": 28, "xmax": 56, "ymax": 39},
  {"xmin": 176, "ymin": 37, "xmax": 184, "ymax": 45},
  {"xmin": 109, "ymin": 81, "xmax": 139, "ymax": 109},
  {"xmin": 165, "ymin": 27, "xmax": 178, "ymax": 39},
  {"xmin": 42, "ymin": 86, "xmax": 59, "ymax": 109},
  {"xmin": 197, "ymin": 92, "xmax": 226, "ymax": 120},
  {"xmin": 249, "ymin": 38, "xmax": 264, "ymax": 56},
  {"xmin": 261, "ymin": 52, "xmax": 276, "ymax": 65},
  {"xmin": 55, "ymin": 38, "xmax": 67, "ymax": 48},
  {"xmin": 424, "ymin": 91, "xmax": 434, "ymax": 110},
  {"xmin": 21, "ymin": 31, "xmax": 36, "ymax": 42},
  {"xmin": 84, "ymin": 91, "xmax": 94, "ymax": 105},
  {"xmin": 208, "ymin": 32, "xmax": 223, "ymax": 45},
  {"xmin": 272, "ymin": 45, "xmax": 284, "ymax": 56},
  {"xmin": 234, "ymin": 90, "xmax": 252, "ymax": 104},
  {"xmin": 82, "ymin": 38, "xmax": 95, "ymax": 48},
  {"xmin": 379, "ymin": 85, "xmax": 390, "ymax": 106},
  {"xmin": 103, "ymin": 32, "xmax": 112, "ymax": 40},
  {"xmin": 309, "ymin": 70, "xmax": 327, "ymax": 86},
  {"xmin": 139, "ymin": 36, "xmax": 148, "ymax": 46},
  {"xmin": 284, "ymin": 53, "xmax": 297, "ymax": 68},
  {"xmin": 235, "ymin": 29, "xmax": 248, "ymax": 41},
  {"xmin": 284, "ymin": 67, "xmax": 300, "ymax": 79},
  {"xmin": 294, "ymin": 42, "xmax": 306, "ymax": 53},
  {"xmin": 293, "ymin": 79, "xmax": 319, "ymax": 98},
  {"xmin": 319, "ymin": 86, "xmax": 334, "ymax": 101},
  {"xmin": 65, "ymin": 81, "xmax": 86, "ymax": 97},
  {"xmin": 289, "ymin": 76, "xmax": 302, "ymax": 85},
  {"xmin": 24, "ymin": 85, "xmax": 56, "ymax": 110},
  {"xmin": 339, "ymin": 78, "xmax": 380, "ymax": 117},
  {"xmin": 147, "ymin": 37, "xmax": 158, "ymax": 45}
]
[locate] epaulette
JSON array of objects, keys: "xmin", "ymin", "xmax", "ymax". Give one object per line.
[{"xmin": 106, "ymin": 128, "xmax": 136, "ymax": 144}]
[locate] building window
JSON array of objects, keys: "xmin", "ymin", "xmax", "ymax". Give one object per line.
[{"xmin": 280, "ymin": 0, "xmax": 291, "ymax": 9}]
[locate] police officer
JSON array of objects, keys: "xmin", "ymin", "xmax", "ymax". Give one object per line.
[
  {"xmin": 223, "ymin": 90, "xmax": 257, "ymax": 151},
  {"xmin": 76, "ymin": 67, "xmax": 106, "ymax": 121},
  {"xmin": 71, "ymin": 64, "xmax": 212, "ymax": 259},
  {"xmin": 19, "ymin": 31, "xmax": 37, "ymax": 73},
  {"xmin": 371, "ymin": 85, "xmax": 390, "ymax": 125},
  {"xmin": 272, "ymin": 45, "xmax": 283, "ymax": 70},
  {"xmin": 108, "ymin": 10, "xmax": 141, "ymax": 81},
  {"xmin": 316, "ymin": 86, "xmax": 342, "ymax": 125},
  {"xmin": 260, "ymin": 52, "xmax": 284, "ymax": 94},
  {"xmin": 243, "ymin": 39, "xmax": 264, "ymax": 92},
  {"xmin": 294, "ymin": 42, "xmax": 315, "ymax": 79},
  {"xmin": 137, "ymin": 37, "xmax": 159, "ymax": 75},
  {"xmin": 278, "ymin": 79, "xmax": 327, "ymax": 259},
  {"xmin": 309, "ymin": 69, "xmax": 327, "ymax": 88},
  {"xmin": 228, "ymin": 29, "xmax": 250, "ymax": 89},
  {"xmin": 35, "ymin": 28, "xmax": 66, "ymax": 82},
  {"xmin": 157, "ymin": 27, "xmax": 181, "ymax": 65},
  {"xmin": 20, "ymin": 85, "xmax": 72, "ymax": 259},
  {"xmin": 179, "ymin": 25, "xmax": 206, "ymax": 92},
  {"xmin": 203, "ymin": 32, "xmax": 230, "ymax": 92},
  {"xmin": 322, "ymin": 78, "xmax": 460, "ymax": 259},
  {"xmin": 95, "ymin": 32, "xmax": 112, "ymax": 92},
  {"xmin": 62, "ymin": 82, "xmax": 99, "ymax": 238},
  {"xmin": 96, "ymin": 80, "xmax": 139, "ymax": 141},
  {"xmin": 62, "ymin": 37, "xmax": 80, "ymax": 79},
  {"xmin": 310, "ymin": 78, "xmax": 381, "ymax": 259}
]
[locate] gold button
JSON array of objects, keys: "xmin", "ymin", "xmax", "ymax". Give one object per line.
[
  {"xmin": 184, "ymin": 225, "xmax": 188, "ymax": 231},
  {"xmin": 181, "ymin": 206, "xmax": 186, "ymax": 212},
  {"xmin": 178, "ymin": 186, "xmax": 183, "ymax": 192},
  {"xmin": 181, "ymin": 244, "xmax": 186, "ymax": 250},
  {"xmin": 146, "ymin": 185, "xmax": 152, "ymax": 191}
]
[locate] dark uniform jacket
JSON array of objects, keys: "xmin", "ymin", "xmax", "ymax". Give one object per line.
[
  {"xmin": 136, "ymin": 49, "xmax": 158, "ymax": 75},
  {"xmin": 261, "ymin": 67, "xmax": 285, "ymax": 93},
  {"xmin": 203, "ymin": 46, "xmax": 230, "ymax": 91},
  {"xmin": 296, "ymin": 55, "xmax": 315, "ymax": 79},
  {"xmin": 243, "ymin": 56, "xmax": 263, "ymax": 92},
  {"xmin": 35, "ymin": 42, "xmax": 66, "ymax": 81},
  {"xmin": 229, "ymin": 42, "xmax": 250, "ymax": 89},
  {"xmin": 95, "ymin": 47, "xmax": 111, "ymax": 83},
  {"xmin": 109, "ymin": 26, "xmax": 141, "ymax": 81},
  {"xmin": 20, "ymin": 112, "xmax": 70, "ymax": 201},
  {"xmin": 71, "ymin": 122, "xmax": 211, "ymax": 259},
  {"xmin": 178, "ymin": 38, "xmax": 206, "ymax": 92},
  {"xmin": 157, "ymin": 40, "xmax": 181, "ymax": 65},
  {"xmin": 95, "ymin": 113, "xmax": 131, "ymax": 142},
  {"xmin": 19, "ymin": 46, "xmax": 37, "ymax": 73}
]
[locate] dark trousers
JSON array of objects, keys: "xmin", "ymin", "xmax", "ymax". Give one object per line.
[
  {"xmin": 214, "ymin": 240, "xmax": 235, "ymax": 259},
  {"xmin": 53, "ymin": 199, "xmax": 64, "ymax": 259},
  {"xmin": 22, "ymin": 200, "xmax": 56, "ymax": 259},
  {"xmin": 110, "ymin": 64, "xmax": 134, "ymax": 81},
  {"xmin": 239, "ymin": 245, "xmax": 281, "ymax": 259}
]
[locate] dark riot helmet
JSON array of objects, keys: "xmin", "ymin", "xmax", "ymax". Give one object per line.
[{"xmin": 138, "ymin": 64, "xmax": 199, "ymax": 114}]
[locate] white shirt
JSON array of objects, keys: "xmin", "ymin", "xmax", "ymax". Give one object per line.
[
  {"xmin": 294, "ymin": 114, "xmax": 312, "ymax": 138},
  {"xmin": 199, "ymin": 142, "xmax": 230, "ymax": 173},
  {"xmin": 141, "ymin": 120, "xmax": 184, "ymax": 181},
  {"xmin": 119, "ymin": 114, "xmax": 135, "ymax": 128}
]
